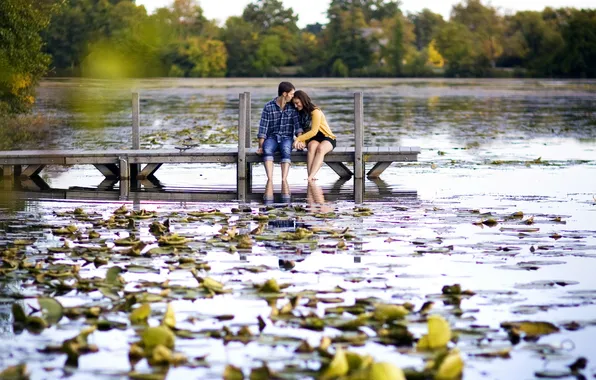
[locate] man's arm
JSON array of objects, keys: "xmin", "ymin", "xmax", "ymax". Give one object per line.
[{"xmin": 257, "ymin": 106, "xmax": 270, "ymax": 154}]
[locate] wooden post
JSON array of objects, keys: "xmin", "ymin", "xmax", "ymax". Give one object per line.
[
  {"xmin": 354, "ymin": 92, "xmax": 364, "ymax": 179},
  {"xmin": 119, "ymin": 157, "xmax": 130, "ymax": 179},
  {"xmin": 237, "ymin": 93, "xmax": 247, "ymax": 202},
  {"xmin": 244, "ymin": 92, "xmax": 252, "ymax": 193},
  {"xmin": 132, "ymin": 92, "xmax": 140, "ymax": 149},
  {"xmin": 131, "ymin": 92, "xmax": 141, "ymax": 181},
  {"xmin": 354, "ymin": 92, "xmax": 364, "ymax": 204},
  {"xmin": 244, "ymin": 92, "xmax": 251, "ymax": 148},
  {"xmin": 119, "ymin": 156, "xmax": 130, "ymax": 199}
]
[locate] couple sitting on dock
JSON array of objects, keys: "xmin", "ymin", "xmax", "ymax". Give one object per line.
[{"xmin": 256, "ymin": 81, "xmax": 336, "ymax": 202}]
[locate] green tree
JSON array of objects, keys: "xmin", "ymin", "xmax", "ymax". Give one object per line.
[
  {"xmin": 253, "ymin": 35, "xmax": 286, "ymax": 76},
  {"xmin": 382, "ymin": 14, "xmax": 407, "ymax": 75},
  {"xmin": 435, "ymin": 22, "xmax": 486, "ymax": 76},
  {"xmin": 296, "ymin": 31, "xmax": 327, "ymax": 76},
  {"xmin": 241, "ymin": 0, "xmax": 300, "ymax": 68},
  {"xmin": 242, "ymin": 0, "xmax": 299, "ymax": 32},
  {"xmin": 221, "ymin": 16, "xmax": 260, "ymax": 76},
  {"xmin": 500, "ymin": 10, "xmax": 563, "ymax": 76},
  {"xmin": 451, "ymin": 0, "xmax": 504, "ymax": 67},
  {"xmin": 324, "ymin": 1, "xmax": 373, "ymax": 75},
  {"xmin": 408, "ymin": 9, "xmax": 445, "ymax": 51},
  {"xmin": 0, "ymin": 0, "xmax": 62, "ymax": 113},
  {"xmin": 558, "ymin": 9, "xmax": 596, "ymax": 77}
]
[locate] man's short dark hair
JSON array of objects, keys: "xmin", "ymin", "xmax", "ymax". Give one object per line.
[{"xmin": 278, "ymin": 81, "xmax": 295, "ymax": 96}]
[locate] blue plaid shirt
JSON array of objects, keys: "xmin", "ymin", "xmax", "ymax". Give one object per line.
[{"xmin": 257, "ymin": 98, "xmax": 302, "ymax": 139}]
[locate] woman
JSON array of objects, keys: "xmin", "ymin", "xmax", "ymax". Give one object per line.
[{"xmin": 292, "ymin": 90, "xmax": 337, "ymax": 182}]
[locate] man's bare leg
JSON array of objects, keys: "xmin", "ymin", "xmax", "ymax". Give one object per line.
[
  {"xmin": 264, "ymin": 160, "xmax": 274, "ymax": 182},
  {"xmin": 281, "ymin": 162, "xmax": 290, "ymax": 182}
]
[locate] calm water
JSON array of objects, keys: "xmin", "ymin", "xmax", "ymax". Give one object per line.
[{"xmin": 0, "ymin": 78, "xmax": 595, "ymax": 379}]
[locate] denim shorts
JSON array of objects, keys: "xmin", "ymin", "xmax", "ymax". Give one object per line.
[{"xmin": 263, "ymin": 136, "xmax": 293, "ymax": 163}]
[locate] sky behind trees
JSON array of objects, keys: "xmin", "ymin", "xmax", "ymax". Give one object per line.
[{"xmin": 137, "ymin": 0, "xmax": 596, "ymax": 27}]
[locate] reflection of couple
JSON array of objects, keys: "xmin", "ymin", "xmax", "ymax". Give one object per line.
[
  {"xmin": 256, "ymin": 82, "xmax": 337, "ymax": 202},
  {"xmin": 307, "ymin": 181, "xmax": 332, "ymax": 213}
]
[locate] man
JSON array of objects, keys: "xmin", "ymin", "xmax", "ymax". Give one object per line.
[{"xmin": 256, "ymin": 81, "xmax": 302, "ymax": 201}]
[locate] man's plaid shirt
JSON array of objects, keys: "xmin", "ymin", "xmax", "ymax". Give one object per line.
[{"xmin": 257, "ymin": 98, "xmax": 302, "ymax": 139}]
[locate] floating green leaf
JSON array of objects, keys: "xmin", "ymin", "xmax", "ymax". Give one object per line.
[
  {"xmin": 501, "ymin": 321, "xmax": 560, "ymax": 337},
  {"xmin": 141, "ymin": 326, "xmax": 175, "ymax": 354},
  {"xmin": 38, "ymin": 297, "xmax": 64, "ymax": 325},
  {"xmin": 373, "ymin": 304, "xmax": 409, "ymax": 322},
  {"xmin": 223, "ymin": 364, "xmax": 244, "ymax": 380},
  {"xmin": 130, "ymin": 304, "xmax": 151, "ymax": 324}
]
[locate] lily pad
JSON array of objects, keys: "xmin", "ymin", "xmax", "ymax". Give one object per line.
[{"xmin": 38, "ymin": 297, "xmax": 64, "ymax": 325}]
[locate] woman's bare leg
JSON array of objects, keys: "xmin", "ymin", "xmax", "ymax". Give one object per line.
[
  {"xmin": 308, "ymin": 141, "xmax": 333, "ymax": 181},
  {"xmin": 306, "ymin": 140, "xmax": 319, "ymax": 176}
]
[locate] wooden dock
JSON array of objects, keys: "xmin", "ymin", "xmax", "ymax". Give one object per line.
[{"xmin": 0, "ymin": 92, "xmax": 420, "ymax": 203}]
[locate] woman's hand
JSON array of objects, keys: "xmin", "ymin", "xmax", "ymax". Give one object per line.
[{"xmin": 293, "ymin": 141, "xmax": 305, "ymax": 150}]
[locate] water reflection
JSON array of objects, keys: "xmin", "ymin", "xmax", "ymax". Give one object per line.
[
  {"xmin": 29, "ymin": 78, "xmax": 596, "ymax": 153},
  {"xmin": 0, "ymin": 280, "xmax": 23, "ymax": 339},
  {"xmin": 306, "ymin": 182, "xmax": 333, "ymax": 214}
]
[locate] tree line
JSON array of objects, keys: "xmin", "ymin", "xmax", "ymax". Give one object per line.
[{"xmin": 1, "ymin": 0, "xmax": 595, "ymax": 113}]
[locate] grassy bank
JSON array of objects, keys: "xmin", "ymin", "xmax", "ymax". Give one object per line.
[{"xmin": 0, "ymin": 113, "xmax": 55, "ymax": 150}]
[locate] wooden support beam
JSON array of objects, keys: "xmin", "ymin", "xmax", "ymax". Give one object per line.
[
  {"xmin": 93, "ymin": 164, "xmax": 120, "ymax": 179},
  {"xmin": 326, "ymin": 162, "xmax": 353, "ymax": 179},
  {"xmin": 138, "ymin": 163, "xmax": 162, "ymax": 179},
  {"xmin": 97, "ymin": 179, "xmax": 118, "ymax": 190},
  {"xmin": 20, "ymin": 176, "xmax": 50, "ymax": 191},
  {"xmin": 20, "ymin": 165, "xmax": 45, "ymax": 178},
  {"xmin": 140, "ymin": 177, "xmax": 163, "ymax": 189},
  {"xmin": 1, "ymin": 165, "xmax": 14, "ymax": 178},
  {"xmin": 367, "ymin": 162, "xmax": 392, "ymax": 178},
  {"xmin": 119, "ymin": 157, "xmax": 130, "ymax": 180}
]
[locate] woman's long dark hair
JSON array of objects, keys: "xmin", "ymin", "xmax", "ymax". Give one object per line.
[{"xmin": 293, "ymin": 90, "xmax": 318, "ymax": 115}]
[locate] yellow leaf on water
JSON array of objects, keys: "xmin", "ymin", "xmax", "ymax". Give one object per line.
[
  {"xmin": 320, "ymin": 348, "xmax": 349, "ymax": 380},
  {"xmin": 435, "ymin": 349, "xmax": 464, "ymax": 379},
  {"xmin": 150, "ymin": 344, "xmax": 172, "ymax": 365},
  {"xmin": 501, "ymin": 321, "xmax": 559, "ymax": 337},
  {"xmin": 259, "ymin": 278, "xmax": 281, "ymax": 293},
  {"xmin": 368, "ymin": 362, "xmax": 406, "ymax": 380},
  {"xmin": 417, "ymin": 315, "xmax": 451, "ymax": 350},
  {"xmin": 130, "ymin": 304, "xmax": 151, "ymax": 324},
  {"xmin": 162, "ymin": 303, "xmax": 176, "ymax": 329},
  {"xmin": 141, "ymin": 325, "xmax": 175, "ymax": 354},
  {"xmin": 345, "ymin": 351, "xmax": 373, "ymax": 372},
  {"xmin": 223, "ymin": 364, "xmax": 244, "ymax": 380},
  {"xmin": 0, "ymin": 364, "xmax": 28, "ymax": 379},
  {"xmin": 373, "ymin": 303, "xmax": 409, "ymax": 322}
]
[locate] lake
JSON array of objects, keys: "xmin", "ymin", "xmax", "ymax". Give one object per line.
[{"xmin": 0, "ymin": 78, "xmax": 595, "ymax": 379}]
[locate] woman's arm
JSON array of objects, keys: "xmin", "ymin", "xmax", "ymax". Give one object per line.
[{"xmin": 295, "ymin": 109, "xmax": 322, "ymax": 143}]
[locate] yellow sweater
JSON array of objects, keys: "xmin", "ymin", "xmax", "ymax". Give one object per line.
[{"xmin": 295, "ymin": 109, "xmax": 336, "ymax": 143}]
